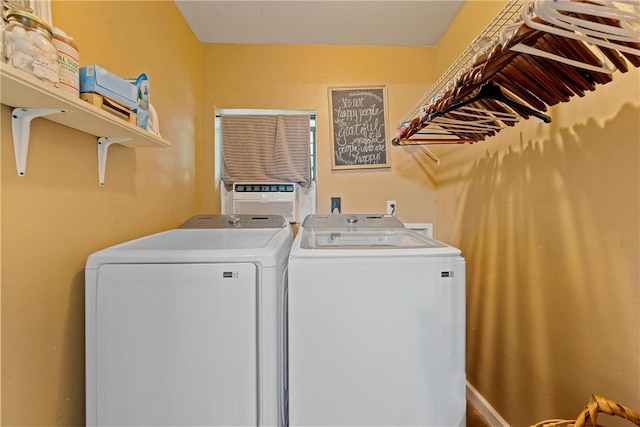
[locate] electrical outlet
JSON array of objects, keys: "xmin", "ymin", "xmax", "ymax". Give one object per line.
[
  {"xmin": 331, "ymin": 197, "xmax": 341, "ymax": 213},
  {"xmin": 387, "ymin": 200, "xmax": 396, "ymax": 215}
]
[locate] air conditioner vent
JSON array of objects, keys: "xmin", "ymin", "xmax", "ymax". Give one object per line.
[{"xmin": 232, "ymin": 182, "xmax": 297, "ymax": 223}]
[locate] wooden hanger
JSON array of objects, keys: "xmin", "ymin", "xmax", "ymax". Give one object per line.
[
  {"xmin": 429, "ymin": 80, "xmax": 552, "ymax": 124},
  {"xmin": 510, "ymin": 0, "xmax": 639, "ymax": 75},
  {"xmin": 393, "ymin": 0, "xmax": 640, "ymax": 146}
]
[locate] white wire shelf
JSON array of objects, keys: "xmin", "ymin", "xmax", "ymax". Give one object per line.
[{"xmin": 399, "ymin": 0, "xmax": 523, "ymax": 128}]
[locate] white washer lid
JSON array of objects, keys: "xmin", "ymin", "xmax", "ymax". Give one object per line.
[
  {"xmin": 299, "ymin": 228, "xmax": 446, "ymax": 250},
  {"xmin": 302, "ymin": 213, "xmax": 404, "ymax": 230},
  {"xmin": 293, "ymin": 215, "xmax": 461, "ymax": 258},
  {"xmin": 291, "ymin": 231, "xmax": 461, "ymax": 258}
]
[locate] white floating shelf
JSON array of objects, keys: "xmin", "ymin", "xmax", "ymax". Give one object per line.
[{"xmin": 0, "ymin": 62, "xmax": 171, "ymax": 185}]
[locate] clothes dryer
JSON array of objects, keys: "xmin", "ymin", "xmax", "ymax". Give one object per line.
[
  {"xmin": 287, "ymin": 214, "xmax": 466, "ymax": 427},
  {"xmin": 85, "ymin": 215, "xmax": 291, "ymax": 427}
]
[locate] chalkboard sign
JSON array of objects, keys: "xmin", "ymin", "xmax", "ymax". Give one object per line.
[{"xmin": 329, "ymin": 86, "xmax": 390, "ymax": 169}]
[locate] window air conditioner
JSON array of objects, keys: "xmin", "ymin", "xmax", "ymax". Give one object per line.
[{"xmin": 231, "ymin": 182, "xmax": 298, "ymax": 223}]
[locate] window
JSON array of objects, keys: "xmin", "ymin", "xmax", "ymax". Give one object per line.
[
  {"xmin": 214, "ymin": 109, "xmax": 316, "ymax": 186},
  {"xmin": 309, "ymin": 115, "xmax": 316, "ymax": 181},
  {"xmin": 215, "ymin": 109, "xmax": 317, "ymax": 222}
]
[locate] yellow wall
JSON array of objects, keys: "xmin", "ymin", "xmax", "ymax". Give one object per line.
[
  {"xmin": 2, "ymin": 1, "xmax": 639, "ymax": 425},
  {"xmin": 434, "ymin": 2, "xmax": 640, "ymax": 425},
  {"xmin": 1, "ymin": 1, "xmax": 202, "ymax": 424},
  {"xmin": 201, "ymin": 44, "xmax": 440, "ymax": 222},
  {"xmin": 435, "ymin": 1, "xmax": 505, "ymax": 74}
]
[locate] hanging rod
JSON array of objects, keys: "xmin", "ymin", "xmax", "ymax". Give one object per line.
[{"xmin": 399, "ymin": 0, "xmax": 523, "ymax": 128}]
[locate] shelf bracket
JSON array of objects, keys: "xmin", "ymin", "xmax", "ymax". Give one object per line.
[
  {"xmin": 97, "ymin": 137, "xmax": 132, "ymax": 186},
  {"xmin": 12, "ymin": 107, "xmax": 66, "ymax": 176}
]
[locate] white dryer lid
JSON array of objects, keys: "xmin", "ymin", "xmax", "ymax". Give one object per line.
[
  {"xmin": 86, "ymin": 227, "xmax": 292, "ymax": 268},
  {"xmin": 179, "ymin": 214, "xmax": 288, "ymax": 229}
]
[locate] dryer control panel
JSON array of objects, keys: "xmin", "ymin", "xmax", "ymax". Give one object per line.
[{"xmin": 179, "ymin": 214, "xmax": 288, "ymax": 229}]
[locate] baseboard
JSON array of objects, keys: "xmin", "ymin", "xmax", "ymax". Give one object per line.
[{"xmin": 466, "ymin": 381, "xmax": 510, "ymax": 426}]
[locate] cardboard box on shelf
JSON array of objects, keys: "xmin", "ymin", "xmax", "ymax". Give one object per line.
[{"xmin": 79, "ymin": 65, "xmax": 137, "ymax": 110}]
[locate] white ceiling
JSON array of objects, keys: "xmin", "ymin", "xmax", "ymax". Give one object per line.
[{"xmin": 174, "ymin": 1, "xmax": 466, "ymax": 47}]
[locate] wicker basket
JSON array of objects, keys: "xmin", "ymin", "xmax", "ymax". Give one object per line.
[{"xmin": 533, "ymin": 394, "xmax": 640, "ymax": 427}]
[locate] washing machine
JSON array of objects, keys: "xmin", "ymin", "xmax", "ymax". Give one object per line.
[
  {"xmin": 85, "ymin": 214, "xmax": 292, "ymax": 427},
  {"xmin": 287, "ymin": 214, "xmax": 466, "ymax": 427}
]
